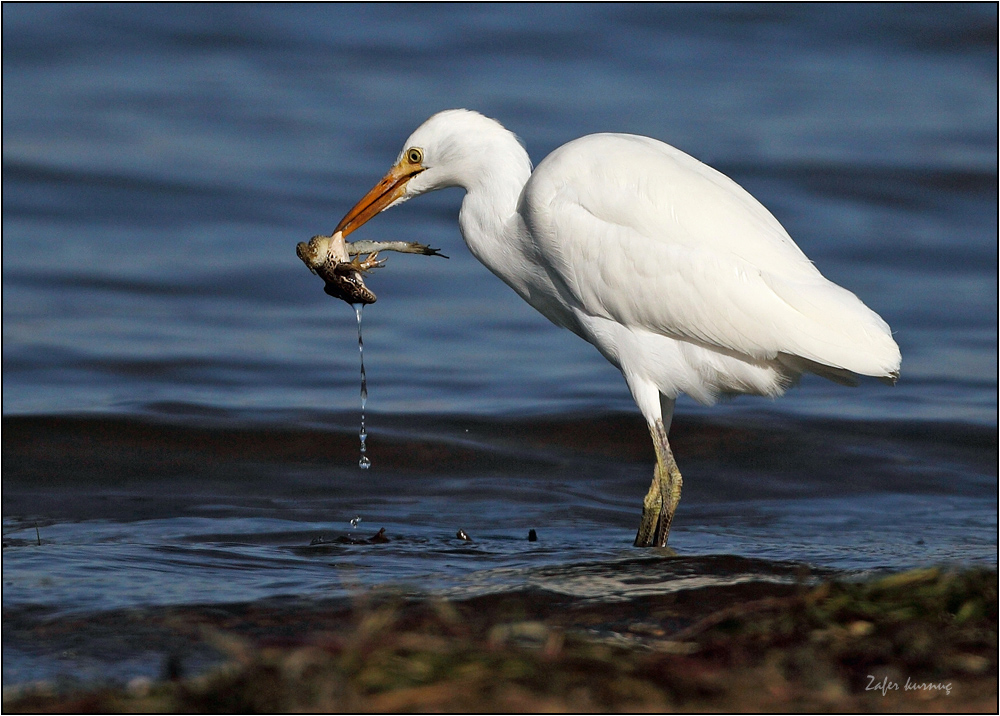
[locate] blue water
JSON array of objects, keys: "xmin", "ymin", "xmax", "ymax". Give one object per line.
[
  {"xmin": 2, "ymin": 3, "xmax": 997, "ymax": 687},
  {"xmin": 4, "ymin": 3, "xmax": 996, "ymax": 423}
]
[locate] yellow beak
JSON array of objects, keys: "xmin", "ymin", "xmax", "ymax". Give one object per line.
[{"xmin": 334, "ymin": 157, "xmax": 424, "ymax": 237}]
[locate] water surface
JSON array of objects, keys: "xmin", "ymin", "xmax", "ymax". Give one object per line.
[{"xmin": 2, "ymin": 3, "xmax": 997, "ymax": 687}]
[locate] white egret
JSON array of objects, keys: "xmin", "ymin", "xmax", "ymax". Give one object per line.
[{"xmin": 334, "ymin": 109, "xmax": 901, "ymax": 547}]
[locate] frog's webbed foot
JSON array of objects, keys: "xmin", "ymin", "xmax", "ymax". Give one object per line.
[{"xmin": 346, "ymin": 252, "xmax": 386, "ymax": 274}]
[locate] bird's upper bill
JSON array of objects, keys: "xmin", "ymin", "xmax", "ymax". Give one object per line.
[{"xmin": 334, "ymin": 154, "xmax": 424, "ymax": 237}]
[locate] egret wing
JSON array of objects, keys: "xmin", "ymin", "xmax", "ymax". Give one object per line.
[{"xmin": 521, "ymin": 134, "xmax": 899, "ymax": 378}]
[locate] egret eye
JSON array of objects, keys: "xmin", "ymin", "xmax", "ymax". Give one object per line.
[{"xmin": 406, "ymin": 147, "xmax": 423, "ymax": 165}]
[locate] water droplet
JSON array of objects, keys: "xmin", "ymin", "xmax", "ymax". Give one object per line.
[
  {"xmin": 350, "ymin": 515, "xmax": 362, "ymax": 528},
  {"xmin": 353, "ymin": 304, "xmax": 370, "ymax": 469}
]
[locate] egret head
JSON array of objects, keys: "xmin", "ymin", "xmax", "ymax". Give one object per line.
[{"xmin": 334, "ymin": 109, "xmax": 527, "ymax": 237}]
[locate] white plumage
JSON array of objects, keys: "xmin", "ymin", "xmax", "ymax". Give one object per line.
[{"xmin": 334, "ymin": 109, "xmax": 901, "ymax": 547}]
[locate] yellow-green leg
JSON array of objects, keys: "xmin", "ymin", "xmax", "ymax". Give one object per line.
[{"xmin": 633, "ymin": 419, "xmax": 683, "ymax": 547}]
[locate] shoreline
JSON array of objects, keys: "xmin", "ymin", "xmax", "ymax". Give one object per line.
[{"xmin": 4, "ymin": 566, "xmax": 996, "ymax": 712}]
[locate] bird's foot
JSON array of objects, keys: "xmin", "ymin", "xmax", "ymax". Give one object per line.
[{"xmin": 652, "ymin": 497, "xmax": 674, "ymax": 548}]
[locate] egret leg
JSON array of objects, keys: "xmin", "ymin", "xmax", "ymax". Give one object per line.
[
  {"xmin": 634, "ymin": 419, "xmax": 683, "ymax": 547},
  {"xmin": 634, "ymin": 466, "xmax": 663, "ymax": 547}
]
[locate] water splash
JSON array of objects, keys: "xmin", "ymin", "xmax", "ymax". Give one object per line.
[
  {"xmin": 350, "ymin": 515, "xmax": 362, "ymax": 529},
  {"xmin": 353, "ymin": 304, "xmax": 371, "ymax": 470}
]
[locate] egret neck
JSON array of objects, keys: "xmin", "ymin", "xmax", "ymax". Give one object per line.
[
  {"xmin": 455, "ymin": 136, "xmax": 533, "ymax": 292},
  {"xmin": 448, "ymin": 126, "xmax": 577, "ymax": 332}
]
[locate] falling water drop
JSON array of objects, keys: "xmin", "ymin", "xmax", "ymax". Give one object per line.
[
  {"xmin": 350, "ymin": 515, "xmax": 362, "ymax": 529},
  {"xmin": 353, "ymin": 304, "xmax": 371, "ymax": 470}
]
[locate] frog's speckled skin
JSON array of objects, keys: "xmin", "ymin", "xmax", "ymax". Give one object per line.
[
  {"xmin": 296, "ymin": 232, "xmax": 446, "ymax": 305},
  {"xmin": 297, "ymin": 233, "xmax": 380, "ymax": 304}
]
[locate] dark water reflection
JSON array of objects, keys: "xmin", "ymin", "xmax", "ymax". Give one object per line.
[{"xmin": 3, "ymin": 413, "xmax": 996, "ymax": 618}]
